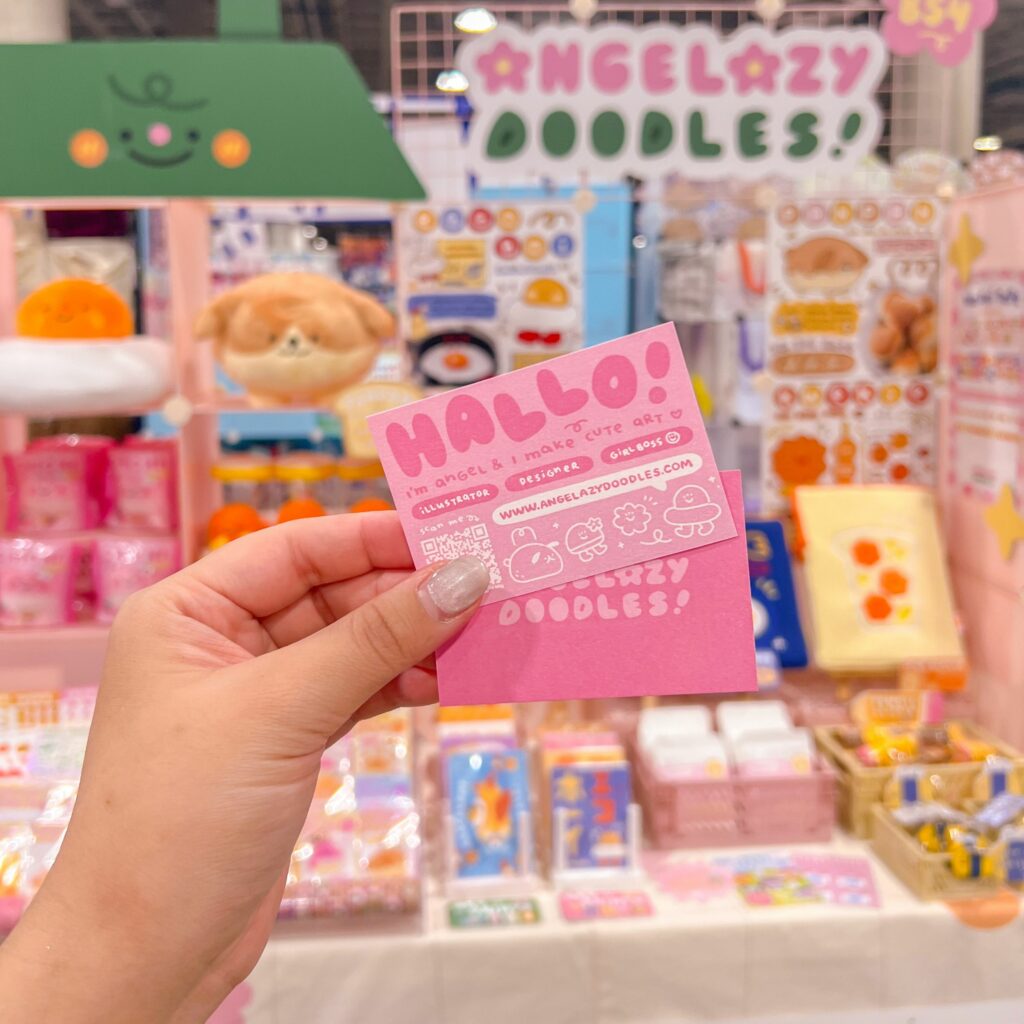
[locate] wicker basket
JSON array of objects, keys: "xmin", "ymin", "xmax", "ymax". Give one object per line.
[
  {"xmin": 870, "ymin": 805, "xmax": 1002, "ymax": 901},
  {"xmin": 636, "ymin": 751, "xmax": 835, "ymax": 849},
  {"xmin": 815, "ymin": 723, "xmax": 1024, "ymax": 839}
]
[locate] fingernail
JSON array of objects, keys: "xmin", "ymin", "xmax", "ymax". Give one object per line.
[{"xmin": 419, "ymin": 556, "xmax": 490, "ymax": 620}]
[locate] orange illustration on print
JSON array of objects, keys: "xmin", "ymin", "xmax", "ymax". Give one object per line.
[
  {"xmin": 468, "ymin": 773, "xmax": 514, "ymax": 842},
  {"xmin": 836, "ymin": 528, "xmax": 917, "ymax": 627},
  {"xmin": 447, "ymin": 750, "xmax": 530, "ymax": 879}
]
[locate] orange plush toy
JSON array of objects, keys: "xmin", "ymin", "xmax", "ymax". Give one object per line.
[
  {"xmin": 17, "ymin": 279, "xmax": 134, "ymax": 339},
  {"xmin": 194, "ymin": 272, "xmax": 394, "ymax": 408}
]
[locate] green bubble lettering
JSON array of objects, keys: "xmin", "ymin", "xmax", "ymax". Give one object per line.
[
  {"xmin": 787, "ymin": 112, "xmax": 819, "ymax": 159},
  {"xmin": 591, "ymin": 110, "xmax": 626, "ymax": 158},
  {"xmin": 486, "ymin": 111, "xmax": 528, "ymax": 160},
  {"xmin": 640, "ymin": 110, "xmax": 674, "ymax": 156},
  {"xmin": 687, "ymin": 112, "xmax": 722, "ymax": 159},
  {"xmin": 738, "ymin": 112, "xmax": 768, "ymax": 158},
  {"xmin": 542, "ymin": 110, "xmax": 576, "ymax": 158}
]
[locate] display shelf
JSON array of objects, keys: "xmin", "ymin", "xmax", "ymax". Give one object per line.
[{"xmin": 0, "ymin": 622, "xmax": 108, "ymax": 691}]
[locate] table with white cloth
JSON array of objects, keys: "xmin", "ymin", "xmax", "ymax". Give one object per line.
[{"xmin": 232, "ymin": 838, "xmax": 1024, "ymax": 1024}]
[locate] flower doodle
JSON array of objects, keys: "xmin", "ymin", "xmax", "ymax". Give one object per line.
[
  {"xmin": 727, "ymin": 43, "xmax": 781, "ymax": 95},
  {"xmin": 476, "ymin": 41, "xmax": 532, "ymax": 92},
  {"xmin": 612, "ymin": 502, "xmax": 652, "ymax": 537}
]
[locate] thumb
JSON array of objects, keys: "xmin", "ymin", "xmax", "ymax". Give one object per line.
[{"xmin": 256, "ymin": 556, "xmax": 490, "ymax": 737}]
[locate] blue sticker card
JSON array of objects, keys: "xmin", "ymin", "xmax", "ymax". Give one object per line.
[{"xmin": 747, "ymin": 519, "xmax": 808, "ymax": 668}]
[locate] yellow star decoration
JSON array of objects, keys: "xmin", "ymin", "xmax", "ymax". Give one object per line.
[
  {"xmin": 983, "ymin": 484, "xmax": 1024, "ymax": 561},
  {"xmin": 948, "ymin": 213, "xmax": 985, "ymax": 286},
  {"xmin": 555, "ymin": 771, "xmax": 585, "ymax": 803}
]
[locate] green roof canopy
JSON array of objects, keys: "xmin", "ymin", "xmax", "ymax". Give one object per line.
[{"xmin": 0, "ymin": 1, "xmax": 424, "ymax": 200}]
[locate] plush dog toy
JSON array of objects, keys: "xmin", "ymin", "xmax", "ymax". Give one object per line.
[{"xmin": 195, "ymin": 272, "xmax": 394, "ymax": 407}]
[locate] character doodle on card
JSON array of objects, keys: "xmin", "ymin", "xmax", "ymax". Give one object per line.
[
  {"xmin": 664, "ymin": 485, "xmax": 723, "ymax": 539},
  {"xmin": 564, "ymin": 518, "xmax": 607, "ymax": 563},
  {"xmin": 504, "ymin": 527, "xmax": 563, "ymax": 584}
]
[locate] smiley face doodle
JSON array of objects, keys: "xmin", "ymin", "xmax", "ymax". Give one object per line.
[
  {"xmin": 504, "ymin": 527, "xmax": 563, "ymax": 584},
  {"xmin": 663, "ymin": 485, "xmax": 722, "ymax": 539},
  {"xmin": 68, "ymin": 72, "xmax": 251, "ymax": 171}
]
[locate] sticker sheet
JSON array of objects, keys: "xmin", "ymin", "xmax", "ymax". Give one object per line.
[
  {"xmin": 762, "ymin": 196, "xmax": 943, "ymax": 513},
  {"xmin": 447, "ymin": 897, "xmax": 541, "ymax": 928},
  {"xmin": 447, "ymin": 750, "xmax": 530, "ymax": 879},
  {"xmin": 559, "ymin": 889, "xmax": 653, "ymax": 922},
  {"xmin": 370, "ymin": 323, "xmax": 736, "ymax": 606},
  {"xmin": 435, "ymin": 471, "xmax": 756, "ymax": 705},
  {"xmin": 727, "ymin": 852, "xmax": 881, "ymax": 908},
  {"xmin": 551, "ymin": 763, "xmax": 631, "ymax": 871},
  {"xmin": 398, "ymin": 201, "xmax": 583, "ymax": 385}
]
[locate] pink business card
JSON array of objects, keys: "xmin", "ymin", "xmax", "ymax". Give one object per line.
[
  {"xmin": 369, "ymin": 324, "xmax": 736, "ymax": 606},
  {"xmin": 435, "ymin": 471, "xmax": 757, "ymax": 704}
]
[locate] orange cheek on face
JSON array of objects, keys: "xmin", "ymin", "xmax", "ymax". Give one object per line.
[
  {"xmin": 69, "ymin": 129, "xmax": 109, "ymax": 168},
  {"xmin": 212, "ymin": 129, "xmax": 251, "ymax": 168}
]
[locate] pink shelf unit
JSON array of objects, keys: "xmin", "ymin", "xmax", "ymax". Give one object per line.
[{"xmin": 0, "ymin": 199, "xmax": 217, "ymax": 689}]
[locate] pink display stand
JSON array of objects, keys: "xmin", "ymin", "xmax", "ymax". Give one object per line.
[{"xmin": 939, "ymin": 184, "xmax": 1024, "ymax": 747}]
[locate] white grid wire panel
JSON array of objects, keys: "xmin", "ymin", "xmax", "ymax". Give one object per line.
[{"xmin": 391, "ymin": 2, "xmax": 912, "ymax": 158}]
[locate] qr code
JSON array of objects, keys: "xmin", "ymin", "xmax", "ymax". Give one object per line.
[{"xmin": 421, "ymin": 524, "xmax": 502, "ymax": 586}]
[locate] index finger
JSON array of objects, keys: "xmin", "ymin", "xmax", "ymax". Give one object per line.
[{"xmin": 181, "ymin": 511, "xmax": 414, "ymax": 619}]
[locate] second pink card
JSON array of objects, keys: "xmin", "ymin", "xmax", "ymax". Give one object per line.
[
  {"xmin": 370, "ymin": 324, "xmax": 735, "ymax": 605},
  {"xmin": 436, "ymin": 471, "xmax": 757, "ymax": 704}
]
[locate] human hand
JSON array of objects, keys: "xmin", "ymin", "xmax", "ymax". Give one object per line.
[{"xmin": 0, "ymin": 512, "xmax": 489, "ymax": 1023}]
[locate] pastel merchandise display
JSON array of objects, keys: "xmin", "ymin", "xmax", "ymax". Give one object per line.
[
  {"xmin": 399, "ymin": 201, "xmax": 583, "ymax": 381},
  {"xmin": 93, "ymin": 536, "xmax": 182, "ymax": 624},
  {"xmin": 795, "ymin": 485, "xmax": 963, "ymax": 673},
  {"xmin": 635, "ymin": 702, "xmax": 834, "ymax": 848},
  {"xmin": 4, "ymin": 433, "xmax": 180, "ymax": 538},
  {"xmin": 280, "ymin": 711, "xmax": 420, "ymax": 920},
  {"xmin": 0, "ymin": 538, "xmax": 81, "ymax": 628},
  {"xmin": 4, "ymin": 447, "xmax": 103, "ymax": 533},
  {"xmin": 815, "ymin": 693, "xmax": 1024, "ymax": 839},
  {"xmin": 194, "ymin": 272, "xmax": 395, "ymax": 408},
  {"xmin": 872, "ymin": 759, "xmax": 1024, "ymax": 900},
  {"xmin": 109, "ymin": 438, "xmax": 178, "ymax": 532}
]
